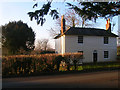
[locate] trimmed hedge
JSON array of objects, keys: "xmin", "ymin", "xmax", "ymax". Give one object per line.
[
  {"xmin": 2, "ymin": 53, "xmax": 83, "ymax": 77},
  {"xmin": 2, "ymin": 53, "xmax": 120, "ymax": 78}
]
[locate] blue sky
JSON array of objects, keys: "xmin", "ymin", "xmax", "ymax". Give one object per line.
[{"xmin": 0, "ymin": 1, "xmax": 119, "ymax": 49}]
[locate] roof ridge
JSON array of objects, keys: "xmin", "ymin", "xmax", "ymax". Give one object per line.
[
  {"xmin": 54, "ymin": 27, "xmax": 118, "ymax": 39},
  {"xmin": 71, "ymin": 27, "xmax": 106, "ymax": 30}
]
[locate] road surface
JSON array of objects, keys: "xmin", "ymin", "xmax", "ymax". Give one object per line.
[{"xmin": 2, "ymin": 70, "xmax": 120, "ymax": 88}]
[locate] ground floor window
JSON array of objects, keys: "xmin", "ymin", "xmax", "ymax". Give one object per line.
[{"xmin": 104, "ymin": 51, "xmax": 109, "ymax": 58}]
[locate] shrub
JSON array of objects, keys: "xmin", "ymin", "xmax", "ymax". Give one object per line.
[
  {"xmin": 117, "ymin": 55, "xmax": 120, "ymax": 61},
  {"xmin": 40, "ymin": 51, "xmax": 55, "ymax": 54},
  {"xmin": 2, "ymin": 53, "xmax": 83, "ymax": 76}
]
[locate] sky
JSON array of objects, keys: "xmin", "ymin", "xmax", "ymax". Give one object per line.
[{"xmin": 0, "ymin": 1, "xmax": 119, "ymax": 49}]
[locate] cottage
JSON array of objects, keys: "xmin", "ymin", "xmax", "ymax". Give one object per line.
[{"xmin": 54, "ymin": 16, "xmax": 118, "ymax": 63}]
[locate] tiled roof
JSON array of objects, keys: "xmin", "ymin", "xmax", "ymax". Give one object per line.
[{"xmin": 54, "ymin": 27, "xmax": 118, "ymax": 39}]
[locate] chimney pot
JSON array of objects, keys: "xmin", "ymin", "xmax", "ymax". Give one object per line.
[{"xmin": 106, "ymin": 18, "xmax": 111, "ymax": 32}]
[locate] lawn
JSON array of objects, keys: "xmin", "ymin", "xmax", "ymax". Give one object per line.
[{"xmin": 59, "ymin": 61, "xmax": 120, "ymax": 71}]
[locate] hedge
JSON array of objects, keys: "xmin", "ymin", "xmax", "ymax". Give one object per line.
[
  {"xmin": 2, "ymin": 53, "xmax": 83, "ymax": 77},
  {"xmin": 2, "ymin": 53, "xmax": 120, "ymax": 78}
]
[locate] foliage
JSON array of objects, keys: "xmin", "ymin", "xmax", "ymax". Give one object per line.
[
  {"xmin": 28, "ymin": 2, "xmax": 120, "ymax": 26},
  {"xmin": 3, "ymin": 52, "xmax": 119, "ymax": 78},
  {"xmin": 63, "ymin": 53, "xmax": 83, "ymax": 71},
  {"xmin": 61, "ymin": 61, "xmax": 120, "ymax": 71},
  {"xmin": 67, "ymin": 2, "xmax": 120, "ymax": 22},
  {"xmin": 117, "ymin": 46, "xmax": 120, "ymax": 61},
  {"xmin": 40, "ymin": 50, "xmax": 55, "ymax": 54},
  {"xmin": 2, "ymin": 53, "xmax": 83, "ymax": 77},
  {"xmin": 117, "ymin": 46, "xmax": 120, "ymax": 55},
  {"xmin": 117, "ymin": 55, "xmax": 120, "ymax": 61},
  {"xmin": 2, "ymin": 20, "xmax": 35, "ymax": 55},
  {"xmin": 54, "ymin": 55, "xmax": 64, "ymax": 71},
  {"xmin": 28, "ymin": 1, "xmax": 59, "ymax": 26}
]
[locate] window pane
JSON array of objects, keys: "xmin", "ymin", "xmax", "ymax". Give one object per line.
[
  {"xmin": 78, "ymin": 36, "xmax": 83, "ymax": 43},
  {"xmin": 78, "ymin": 51, "xmax": 83, "ymax": 54},
  {"xmin": 104, "ymin": 51, "xmax": 109, "ymax": 58},
  {"xmin": 104, "ymin": 37, "xmax": 108, "ymax": 44}
]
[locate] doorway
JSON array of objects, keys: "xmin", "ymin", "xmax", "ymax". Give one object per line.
[{"xmin": 93, "ymin": 53, "xmax": 97, "ymax": 63}]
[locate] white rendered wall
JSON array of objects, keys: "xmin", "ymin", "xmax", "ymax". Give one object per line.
[
  {"xmin": 55, "ymin": 35, "xmax": 65, "ymax": 54},
  {"xmin": 55, "ymin": 37, "xmax": 61, "ymax": 53},
  {"xmin": 65, "ymin": 35, "xmax": 117, "ymax": 62},
  {"xmin": 61, "ymin": 35, "xmax": 65, "ymax": 54}
]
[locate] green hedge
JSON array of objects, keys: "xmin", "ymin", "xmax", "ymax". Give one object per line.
[
  {"xmin": 2, "ymin": 53, "xmax": 83, "ymax": 77},
  {"xmin": 2, "ymin": 53, "xmax": 120, "ymax": 78}
]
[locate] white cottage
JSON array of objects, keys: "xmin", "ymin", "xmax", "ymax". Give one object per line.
[{"xmin": 54, "ymin": 16, "xmax": 118, "ymax": 63}]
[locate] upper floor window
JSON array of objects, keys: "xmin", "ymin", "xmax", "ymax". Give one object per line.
[
  {"xmin": 78, "ymin": 36, "xmax": 83, "ymax": 43},
  {"xmin": 104, "ymin": 37, "xmax": 108, "ymax": 44},
  {"xmin": 104, "ymin": 51, "xmax": 109, "ymax": 58}
]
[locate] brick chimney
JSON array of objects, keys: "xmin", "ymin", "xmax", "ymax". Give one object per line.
[
  {"xmin": 61, "ymin": 15, "xmax": 65, "ymax": 34},
  {"xmin": 106, "ymin": 18, "xmax": 111, "ymax": 32}
]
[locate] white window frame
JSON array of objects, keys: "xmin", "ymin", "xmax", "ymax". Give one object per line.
[
  {"xmin": 104, "ymin": 51, "xmax": 109, "ymax": 59},
  {"xmin": 104, "ymin": 37, "xmax": 109, "ymax": 44},
  {"xmin": 78, "ymin": 36, "xmax": 83, "ymax": 43}
]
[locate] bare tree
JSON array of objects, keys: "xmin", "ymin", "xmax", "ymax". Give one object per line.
[
  {"xmin": 47, "ymin": 28, "xmax": 60, "ymax": 38},
  {"xmin": 65, "ymin": 9, "xmax": 81, "ymax": 27},
  {"xmin": 55, "ymin": 8, "xmax": 96, "ymax": 28},
  {"xmin": 48, "ymin": 9, "xmax": 96, "ymax": 38},
  {"xmin": 43, "ymin": 39, "xmax": 49, "ymax": 51},
  {"xmin": 35, "ymin": 40, "xmax": 43, "ymax": 51},
  {"xmin": 47, "ymin": 9, "xmax": 82, "ymax": 38},
  {"xmin": 35, "ymin": 39, "xmax": 50, "ymax": 51},
  {"xmin": 55, "ymin": 9, "xmax": 82, "ymax": 29}
]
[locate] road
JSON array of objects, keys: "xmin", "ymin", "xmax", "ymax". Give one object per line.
[{"xmin": 2, "ymin": 70, "xmax": 120, "ymax": 88}]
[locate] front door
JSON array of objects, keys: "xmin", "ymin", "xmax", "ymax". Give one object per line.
[{"xmin": 93, "ymin": 53, "xmax": 97, "ymax": 63}]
